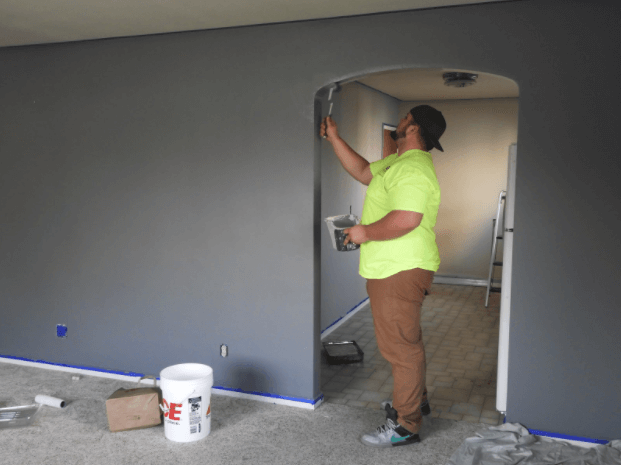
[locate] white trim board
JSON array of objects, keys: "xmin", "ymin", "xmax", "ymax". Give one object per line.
[
  {"xmin": 537, "ymin": 437, "xmax": 602, "ymax": 449},
  {"xmin": 321, "ymin": 299, "xmax": 370, "ymax": 340},
  {"xmin": 433, "ymin": 276, "xmax": 500, "ymax": 287},
  {"xmin": 0, "ymin": 356, "xmax": 322, "ymax": 411}
]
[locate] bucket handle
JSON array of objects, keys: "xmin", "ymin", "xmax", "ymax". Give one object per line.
[{"xmin": 138, "ymin": 375, "xmax": 158, "ymax": 387}]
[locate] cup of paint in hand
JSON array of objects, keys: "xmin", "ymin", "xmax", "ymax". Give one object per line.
[{"xmin": 325, "ymin": 215, "xmax": 360, "ymax": 252}]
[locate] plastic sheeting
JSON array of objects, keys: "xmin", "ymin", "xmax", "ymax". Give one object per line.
[{"xmin": 447, "ymin": 423, "xmax": 621, "ymax": 465}]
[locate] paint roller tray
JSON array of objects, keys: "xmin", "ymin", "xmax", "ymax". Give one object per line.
[
  {"xmin": 322, "ymin": 341, "xmax": 364, "ymax": 365},
  {"xmin": 0, "ymin": 404, "xmax": 41, "ymax": 429}
]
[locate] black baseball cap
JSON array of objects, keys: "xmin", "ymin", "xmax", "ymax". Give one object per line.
[{"xmin": 409, "ymin": 105, "xmax": 447, "ymax": 152}]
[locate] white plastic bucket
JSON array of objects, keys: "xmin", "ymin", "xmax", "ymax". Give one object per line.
[
  {"xmin": 159, "ymin": 363, "xmax": 213, "ymax": 442},
  {"xmin": 324, "ymin": 214, "xmax": 360, "ymax": 251}
]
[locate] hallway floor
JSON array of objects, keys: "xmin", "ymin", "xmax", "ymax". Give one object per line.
[{"xmin": 321, "ymin": 283, "xmax": 504, "ymax": 426}]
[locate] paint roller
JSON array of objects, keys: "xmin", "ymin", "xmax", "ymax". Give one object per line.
[
  {"xmin": 35, "ymin": 395, "xmax": 66, "ymax": 408},
  {"xmin": 322, "ymin": 83, "xmax": 340, "ymax": 139}
]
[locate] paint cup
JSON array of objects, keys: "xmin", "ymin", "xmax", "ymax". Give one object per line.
[
  {"xmin": 159, "ymin": 363, "xmax": 213, "ymax": 442},
  {"xmin": 324, "ymin": 214, "xmax": 360, "ymax": 251}
]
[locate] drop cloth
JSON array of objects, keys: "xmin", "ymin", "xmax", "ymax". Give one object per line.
[{"xmin": 447, "ymin": 423, "xmax": 621, "ymax": 465}]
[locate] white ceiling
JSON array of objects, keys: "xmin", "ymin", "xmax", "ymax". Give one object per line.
[
  {"xmin": 356, "ymin": 68, "xmax": 519, "ymax": 101},
  {"xmin": 1, "ymin": 0, "xmax": 513, "ymax": 49},
  {"xmin": 0, "ymin": 0, "xmax": 518, "ymax": 100}
]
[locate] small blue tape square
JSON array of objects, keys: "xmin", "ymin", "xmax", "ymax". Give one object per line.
[{"xmin": 57, "ymin": 325, "xmax": 67, "ymax": 338}]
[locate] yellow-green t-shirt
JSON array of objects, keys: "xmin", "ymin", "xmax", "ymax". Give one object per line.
[{"xmin": 359, "ymin": 149, "xmax": 441, "ymax": 279}]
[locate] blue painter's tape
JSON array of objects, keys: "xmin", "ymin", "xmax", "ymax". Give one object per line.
[
  {"xmin": 321, "ymin": 316, "xmax": 343, "ymax": 334},
  {"xmin": 213, "ymin": 386, "xmax": 316, "ymax": 404},
  {"xmin": 0, "ymin": 354, "xmax": 144, "ymax": 378},
  {"xmin": 529, "ymin": 429, "xmax": 608, "ymax": 445},
  {"xmin": 1, "ymin": 354, "xmax": 322, "ymax": 406},
  {"xmin": 321, "ymin": 297, "xmax": 369, "ymax": 335},
  {"xmin": 347, "ymin": 297, "xmax": 369, "ymax": 315}
]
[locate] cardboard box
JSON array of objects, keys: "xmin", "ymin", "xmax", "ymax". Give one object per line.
[{"xmin": 105, "ymin": 387, "xmax": 162, "ymax": 432}]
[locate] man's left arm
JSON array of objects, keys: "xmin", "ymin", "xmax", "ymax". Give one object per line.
[
  {"xmin": 343, "ymin": 162, "xmax": 430, "ymax": 245},
  {"xmin": 364, "ymin": 210, "xmax": 422, "ymax": 241}
]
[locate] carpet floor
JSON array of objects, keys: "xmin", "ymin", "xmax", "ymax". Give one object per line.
[{"xmin": 0, "ymin": 363, "xmax": 490, "ymax": 465}]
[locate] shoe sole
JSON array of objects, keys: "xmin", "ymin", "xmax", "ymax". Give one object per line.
[{"xmin": 360, "ymin": 434, "xmax": 421, "ymax": 448}]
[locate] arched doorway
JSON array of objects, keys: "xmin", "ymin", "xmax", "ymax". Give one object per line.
[{"xmin": 316, "ymin": 67, "xmax": 519, "ymax": 425}]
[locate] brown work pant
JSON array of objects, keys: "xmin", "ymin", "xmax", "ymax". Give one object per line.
[{"xmin": 366, "ymin": 267, "xmax": 434, "ymax": 434}]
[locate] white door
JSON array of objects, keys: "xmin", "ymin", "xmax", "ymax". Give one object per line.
[{"xmin": 496, "ymin": 143, "xmax": 516, "ymax": 414}]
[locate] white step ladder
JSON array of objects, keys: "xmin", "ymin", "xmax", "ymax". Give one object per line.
[{"xmin": 485, "ymin": 190, "xmax": 507, "ymax": 307}]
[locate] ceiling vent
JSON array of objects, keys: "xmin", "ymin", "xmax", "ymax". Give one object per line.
[{"xmin": 443, "ymin": 72, "xmax": 478, "ymax": 88}]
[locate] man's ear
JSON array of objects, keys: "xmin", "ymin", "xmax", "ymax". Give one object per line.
[{"xmin": 406, "ymin": 123, "xmax": 420, "ymax": 136}]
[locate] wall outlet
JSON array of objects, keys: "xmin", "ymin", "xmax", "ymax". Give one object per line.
[
  {"xmin": 220, "ymin": 344, "xmax": 228, "ymax": 357},
  {"xmin": 57, "ymin": 324, "xmax": 67, "ymax": 338}
]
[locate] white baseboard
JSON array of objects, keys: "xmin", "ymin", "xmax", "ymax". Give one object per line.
[
  {"xmin": 0, "ymin": 356, "xmax": 152, "ymax": 383},
  {"xmin": 538, "ymin": 436, "xmax": 601, "ymax": 448},
  {"xmin": 320, "ymin": 299, "xmax": 370, "ymax": 340},
  {"xmin": 211, "ymin": 387, "xmax": 322, "ymax": 410},
  {"xmin": 0, "ymin": 356, "xmax": 323, "ymax": 410},
  {"xmin": 433, "ymin": 275, "xmax": 500, "ymax": 287},
  {"xmin": 529, "ymin": 429, "xmax": 608, "ymax": 448}
]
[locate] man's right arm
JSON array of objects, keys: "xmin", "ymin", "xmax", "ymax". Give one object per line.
[
  {"xmin": 321, "ymin": 116, "xmax": 373, "ymax": 186},
  {"xmin": 330, "ymin": 137, "xmax": 372, "ymax": 186}
]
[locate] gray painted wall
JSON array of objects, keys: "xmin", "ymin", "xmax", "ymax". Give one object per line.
[{"xmin": 1, "ymin": 0, "xmax": 620, "ymax": 439}]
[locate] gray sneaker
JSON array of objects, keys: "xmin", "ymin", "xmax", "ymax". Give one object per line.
[
  {"xmin": 361, "ymin": 403, "xmax": 420, "ymax": 448},
  {"xmin": 360, "ymin": 417, "xmax": 420, "ymax": 447}
]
